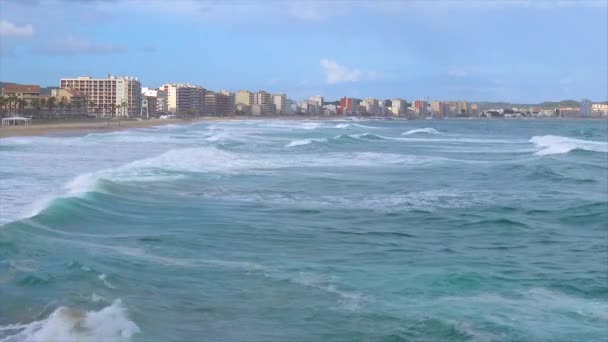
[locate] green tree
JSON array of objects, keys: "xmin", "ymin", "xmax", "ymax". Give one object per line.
[
  {"xmin": 47, "ymin": 96, "xmax": 56, "ymax": 111},
  {"xmin": 32, "ymin": 98, "xmax": 41, "ymax": 112}
]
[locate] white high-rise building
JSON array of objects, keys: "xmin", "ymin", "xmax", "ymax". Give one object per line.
[
  {"xmin": 60, "ymin": 74, "xmax": 141, "ymax": 117},
  {"xmin": 309, "ymin": 95, "xmax": 324, "ymax": 107}
]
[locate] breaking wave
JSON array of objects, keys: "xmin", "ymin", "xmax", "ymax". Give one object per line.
[
  {"xmin": 402, "ymin": 128, "xmax": 442, "ymax": 135},
  {"xmin": 530, "ymin": 135, "xmax": 608, "ymax": 156},
  {"xmin": 0, "ymin": 300, "xmax": 140, "ymax": 342},
  {"xmin": 285, "ymin": 138, "xmax": 328, "ymax": 147}
]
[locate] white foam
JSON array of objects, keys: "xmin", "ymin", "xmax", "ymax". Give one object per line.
[
  {"xmin": 0, "ymin": 300, "xmax": 140, "ymax": 342},
  {"xmin": 530, "ymin": 135, "xmax": 608, "ymax": 156},
  {"xmin": 285, "ymin": 138, "xmax": 328, "ymax": 147},
  {"xmin": 16, "ymin": 146, "xmax": 427, "ymax": 220},
  {"xmin": 334, "ymin": 123, "xmax": 351, "ymax": 129},
  {"xmin": 98, "ymin": 273, "xmax": 116, "ymax": 289},
  {"xmin": 402, "ymin": 127, "xmax": 442, "ymax": 135}
]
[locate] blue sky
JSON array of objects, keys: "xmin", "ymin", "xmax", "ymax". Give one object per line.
[{"xmin": 0, "ymin": 0, "xmax": 606, "ymax": 102}]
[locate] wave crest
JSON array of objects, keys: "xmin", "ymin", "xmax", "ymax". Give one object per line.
[
  {"xmin": 530, "ymin": 135, "xmax": 608, "ymax": 156},
  {"xmin": 402, "ymin": 128, "xmax": 442, "ymax": 135},
  {"xmin": 285, "ymin": 138, "xmax": 328, "ymax": 147},
  {"xmin": 0, "ymin": 299, "xmax": 140, "ymax": 342}
]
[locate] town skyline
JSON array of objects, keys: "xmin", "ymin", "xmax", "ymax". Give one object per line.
[{"xmin": 1, "ymin": 0, "xmax": 606, "ymax": 103}]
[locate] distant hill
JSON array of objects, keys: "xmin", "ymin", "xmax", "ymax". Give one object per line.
[{"xmin": 476, "ymin": 100, "xmax": 581, "ymax": 110}]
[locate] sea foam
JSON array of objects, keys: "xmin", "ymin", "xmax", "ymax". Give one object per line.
[
  {"xmin": 0, "ymin": 300, "xmax": 139, "ymax": 342},
  {"xmin": 285, "ymin": 138, "xmax": 328, "ymax": 147},
  {"xmin": 402, "ymin": 127, "xmax": 442, "ymax": 135},
  {"xmin": 530, "ymin": 135, "xmax": 608, "ymax": 156}
]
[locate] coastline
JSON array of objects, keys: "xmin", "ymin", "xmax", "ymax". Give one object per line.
[
  {"xmin": 1, "ymin": 115, "xmax": 605, "ymax": 139},
  {"xmin": 0, "ymin": 115, "xmax": 341, "ymax": 139}
]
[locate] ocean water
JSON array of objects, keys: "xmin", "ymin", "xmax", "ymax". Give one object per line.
[{"xmin": 0, "ymin": 119, "xmax": 607, "ymax": 341}]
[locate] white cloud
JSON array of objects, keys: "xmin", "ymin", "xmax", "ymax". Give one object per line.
[
  {"xmin": 0, "ymin": 20, "xmax": 34, "ymax": 37},
  {"xmin": 320, "ymin": 59, "xmax": 364, "ymax": 84},
  {"xmin": 34, "ymin": 36, "xmax": 126, "ymax": 55}
]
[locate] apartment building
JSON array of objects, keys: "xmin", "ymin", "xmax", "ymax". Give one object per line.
[
  {"xmin": 391, "ymin": 98, "xmax": 407, "ymax": 116},
  {"xmin": 60, "ymin": 75, "xmax": 141, "ymax": 117},
  {"xmin": 160, "ymin": 83, "xmax": 204, "ymax": 116},
  {"xmin": 254, "ymin": 91, "xmax": 272, "ymax": 115},
  {"xmin": 273, "ymin": 93, "xmax": 287, "ymax": 115}
]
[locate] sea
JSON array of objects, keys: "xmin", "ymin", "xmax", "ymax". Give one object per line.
[{"xmin": 0, "ymin": 118, "xmax": 607, "ymax": 341}]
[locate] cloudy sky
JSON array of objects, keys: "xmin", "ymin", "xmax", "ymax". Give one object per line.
[{"xmin": 0, "ymin": 0, "xmax": 606, "ymax": 102}]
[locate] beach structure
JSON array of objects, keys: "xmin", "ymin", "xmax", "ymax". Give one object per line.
[{"xmin": 2, "ymin": 116, "xmax": 32, "ymax": 126}]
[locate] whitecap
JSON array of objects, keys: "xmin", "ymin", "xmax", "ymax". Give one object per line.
[
  {"xmin": 530, "ymin": 135, "xmax": 608, "ymax": 156},
  {"xmin": 285, "ymin": 138, "xmax": 328, "ymax": 147},
  {"xmin": 402, "ymin": 127, "xmax": 442, "ymax": 135},
  {"xmin": 0, "ymin": 299, "xmax": 139, "ymax": 342}
]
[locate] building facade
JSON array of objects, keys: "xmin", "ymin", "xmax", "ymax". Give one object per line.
[
  {"xmin": 273, "ymin": 93, "xmax": 287, "ymax": 115},
  {"xmin": 254, "ymin": 91, "xmax": 272, "ymax": 115},
  {"xmin": 391, "ymin": 98, "xmax": 407, "ymax": 116},
  {"xmin": 430, "ymin": 101, "xmax": 447, "ymax": 117},
  {"xmin": 160, "ymin": 83, "xmax": 205, "ymax": 116},
  {"xmin": 2, "ymin": 84, "xmax": 41, "ymax": 110},
  {"xmin": 204, "ymin": 92, "xmax": 234, "ymax": 116},
  {"xmin": 60, "ymin": 75, "xmax": 141, "ymax": 117}
]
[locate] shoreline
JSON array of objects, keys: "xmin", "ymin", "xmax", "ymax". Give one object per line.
[
  {"xmin": 0, "ymin": 116, "xmax": 343, "ymax": 138},
  {"xmin": 1, "ymin": 115, "xmax": 605, "ymax": 139}
]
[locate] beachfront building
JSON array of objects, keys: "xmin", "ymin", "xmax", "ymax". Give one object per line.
[
  {"xmin": 60, "ymin": 75, "xmax": 141, "ymax": 117},
  {"xmin": 50, "ymin": 88, "xmax": 88, "ymax": 114},
  {"xmin": 413, "ymin": 100, "xmax": 428, "ymax": 115},
  {"xmin": 299, "ymin": 100, "xmax": 322, "ymax": 115},
  {"xmin": 362, "ymin": 97, "xmax": 380, "ymax": 116},
  {"xmin": 160, "ymin": 83, "xmax": 205, "ymax": 116},
  {"xmin": 204, "ymin": 91, "xmax": 234, "ymax": 116},
  {"xmin": 273, "ymin": 93, "xmax": 287, "ymax": 115},
  {"xmin": 309, "ymin": 95, "xmax": 324, "ymax": 107},
  {"xmin": 592, "ymin": 103, "xmax": 608, "ymax": 116},
  {"xmin": 142, "ymin": 87, "xmax": 169, "ymax": 115},
  {"xmin": 235, "ymin": 90, "xmax": 254, "ymax": 115},
  {"xmin": 391, "ymin": 98, "xmax": 407, "ymax": 116},
  {"xmin": 430, "ymin": 101, "xmax": 447, "ymax": 117},
  {"xmin": 2, "ymin": 84, "xmax": 41, "ymax": 110},
  {"xmin": 254, "ymin": 91, "xmax": 272, "ymax": 115},
  {"xmin": 339, "ymin": 97, "xmax": 359, "ymax": 115}
]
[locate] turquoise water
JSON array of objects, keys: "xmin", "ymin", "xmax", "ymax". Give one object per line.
[{"xmin": 1, "ymin": 119, "xmax": 607, "ymax": 341}]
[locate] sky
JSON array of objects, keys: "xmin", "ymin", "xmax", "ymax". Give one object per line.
[{"xmin": 0, "ymin": 0, "xmax": 606, "ymax": 102}]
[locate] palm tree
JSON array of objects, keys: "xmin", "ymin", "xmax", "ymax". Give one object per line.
[
  {"xmin": 17, "ymin": 99, "xmax": 27, "ymax": 113},
  {"xmin": 47, "ymin": 96, "xmax": 56, "ymax": 112},
  {"xmin": 0, "ymin": 96, "xmax": 6, "ymax": 113},
  {"xmin": 40, "ymin": 98, "xmax": 47, "ymax": 112},
  {"xmin": 89, "ymin": 101, "xmax": 96, "ymax": 116},
  {"xmin": 121, "ymin": 101, "xmax": 127, "ymax": 118},
  {"xmin": 58, "ymin": 99, "xmax": 66, "ymax": 116},
  {"xmin": 66, "ymin": 100, "xmax": 73, "ymax": 115},
  {"xmin": 31, "ymin": 98, "xmax": 41, "ymax": 116},
  {"xmin": 74, "ymin": 100, "xmax": 82, "ymax": 115}
]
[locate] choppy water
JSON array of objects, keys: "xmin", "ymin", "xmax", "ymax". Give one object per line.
[{"xmin": 1, "ymin": 119, "xmax": 607, "ymax": 341}]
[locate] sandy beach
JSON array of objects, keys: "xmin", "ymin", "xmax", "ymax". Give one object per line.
[
  {"xmin": 0, "ymin": 118, "xmax": 202, "ymax": 138},
  {"xmin": 0, "ymin": 116, "xmax": 346, "ymax": 138}
]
